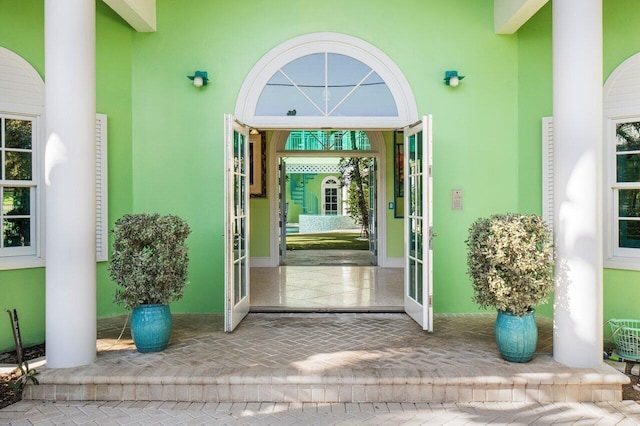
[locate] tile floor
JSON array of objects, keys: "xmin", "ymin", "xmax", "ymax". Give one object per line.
[{"xmin": 250, "ymin": 265, "xmax": 403, "ymax": 310}]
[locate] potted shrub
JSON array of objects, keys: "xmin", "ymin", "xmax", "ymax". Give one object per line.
[
  {"xmin": 466, "ymin": 213, "xmax": 554, "ymax": 362},
  {"xmin": 108, "ymin": 213, "xmax": 191, "ymax": 353}
]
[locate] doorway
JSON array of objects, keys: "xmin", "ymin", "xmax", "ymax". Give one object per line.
[
  {"xmin": 227, "ymin": 33, "xmax": 431, "ymax": 331},
  {"xmin": 279, "ymin": 153, "xmax": 377, "ymax": 267},
  {"xmin": 249, "ymin": 129, "xmax": 398, "ymax": 311}
]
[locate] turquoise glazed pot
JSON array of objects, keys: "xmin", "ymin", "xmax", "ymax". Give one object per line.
[
  {"xmin": 494, "ymin": 309, "xmax": 537, "ymax": 363},
  {"xmin": 130, "ymin": 304, "xmax": 172, "ymax": 353}
]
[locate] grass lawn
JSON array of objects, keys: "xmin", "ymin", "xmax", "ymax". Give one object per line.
[{"xmin": 286, "ymin": 231, "xmax": 369, "ymax": 250}]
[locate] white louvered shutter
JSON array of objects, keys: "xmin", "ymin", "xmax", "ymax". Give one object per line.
[
  {"xmin": 542, "ymin": 116, "xmax": 553, "ymax": 233},
  {"xmin": 96, "ymin": 114, "xmax": 108, "ymax": 262}
]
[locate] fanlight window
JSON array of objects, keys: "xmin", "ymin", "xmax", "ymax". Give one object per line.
[
  {"xmin": 256, "ymin": 53, "xmax": 397, "ymax": 117},
  {"xmin": 285, "ymin": 130, "xmax": 371, "ymax": 151}
]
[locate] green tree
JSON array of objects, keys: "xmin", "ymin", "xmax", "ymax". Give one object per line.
[{"xmin": 338, "ymin": 131, "xmax": 370, "ymax": 237}]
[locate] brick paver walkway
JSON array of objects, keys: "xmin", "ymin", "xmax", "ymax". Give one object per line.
[{"xmin": 2, "ymin": 400, "xmax": 640, "ymax": 424}]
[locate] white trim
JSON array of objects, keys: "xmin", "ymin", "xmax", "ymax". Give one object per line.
[
  {"xmin": 385, "ymin": 257, "xmax": 404, "ymax": 268},
  {"xmin": 494, "ymin": 0, "xmax": 549, "ymax": 34},
  {"xmin": 269, "ymin": 130, "xmax": 389, "ymax": 267},
  {"xmin": 102, "ymin": 0, "xmax": 156, "ymax": 32},
  {"xmin": 249, "ymin": 257, "xmax": 271, "ymax": 267},
  {"xmin": 235, "ymin": 33, "xmax": 418, "ymax": 129}
]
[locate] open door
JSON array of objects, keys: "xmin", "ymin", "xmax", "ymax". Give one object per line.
[
  {"xmin": 368, "ymin": 158, "xmax": 378, "ymax": 265},
  {"xmin": 224, "ymin": 114, "xmax": 250, "ymax": 332},
  {"xmin": 278, "ymin": 158, "xmax": 287, "ymax": 265},
  {"xmin": 404, "ymin": 116, "xmax": 433, "ymax": 331}
]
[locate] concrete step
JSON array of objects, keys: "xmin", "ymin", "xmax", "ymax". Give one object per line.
[{"xmin": 23, "ymin": 363, "xmax": 627, "ymax": 403}]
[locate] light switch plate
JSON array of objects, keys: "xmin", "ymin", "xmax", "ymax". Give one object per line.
[{"xmin": 452, "ymin": 189, "xmax": 463, "ymax": 210}]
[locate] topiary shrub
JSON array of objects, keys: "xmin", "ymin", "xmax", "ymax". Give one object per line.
[
  {"xmin": 466, "ymin": 213, "xmax": 554, "ymax": 317},
  {"xmin": 109, "ymin": 214, "xmax": 191, "ymax": 310}
]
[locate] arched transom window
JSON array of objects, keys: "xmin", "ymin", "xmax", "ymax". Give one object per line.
[
  {"xmin": 257, "ymin": 53, "xmax": 397, "ymax": 118},
  {"xmin": 235, "ymin": 33, "xmax": 418, "ymax": 129}
]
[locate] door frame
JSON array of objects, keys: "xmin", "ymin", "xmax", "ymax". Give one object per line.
[{"xmin": 267, "ymin": 130, "xmax": 388, "ymax": 267}]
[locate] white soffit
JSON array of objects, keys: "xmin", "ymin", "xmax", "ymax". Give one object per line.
[
  {"xmin": 103, "ymin": 0, "xmax": 156, "ymax": 32},
  {"xmin": 494, "ymin": 0, "xmax": 549, "ymax": 34}
]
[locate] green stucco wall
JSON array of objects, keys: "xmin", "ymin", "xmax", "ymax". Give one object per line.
[
  {"xmin": 3, "ymin": 0, "xmax": 640, "ymax": 351},
  {"xmin": 128, "ymin": 0, "xmax": 520, "ymax": 318}
]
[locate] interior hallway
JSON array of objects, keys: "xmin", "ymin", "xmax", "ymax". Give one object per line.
[{"xmin": 250, "ymin": 264, "xmax": 403, "ymax": 311}]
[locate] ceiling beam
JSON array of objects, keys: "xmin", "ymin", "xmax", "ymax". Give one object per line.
[
  {"xmin": 103, "ymin": 0, "xmax": 156, "ymax": 32},
  {"xmin": 494, "ymin": 0, "xmax": 549, "ymax": 34}
]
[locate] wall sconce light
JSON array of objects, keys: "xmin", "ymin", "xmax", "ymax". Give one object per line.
[
  {"xmin": 187, "ymin": 71, "xmax": 209, "ymax": 87},
  {"xmin": 444, "ymin": 70, "xmax": 465, "ymax": 87}
]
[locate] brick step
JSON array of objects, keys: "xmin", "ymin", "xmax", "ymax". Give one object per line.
[{"xmin": 23, "ymin": 364, "xmax": 627, "ymax": 403}]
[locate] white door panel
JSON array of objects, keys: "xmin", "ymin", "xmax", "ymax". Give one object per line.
[
  {"xmin": 404, "ymin": 115, "xmax": 433, "ymax": 331},
  {"xmin": 224, "ymin": 114, "xmax": 250, "ymax": 332}
]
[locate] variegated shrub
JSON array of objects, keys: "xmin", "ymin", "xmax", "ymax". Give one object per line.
[
  {"xmin": 466, "ymin": 213, "xmax": 554, "ymax": 317},
  {"xmin": 109, "ymin": 214, "xmax": 191, "ymax": 310}
]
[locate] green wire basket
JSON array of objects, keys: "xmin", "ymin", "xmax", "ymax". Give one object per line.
[{"xmin": 608, "ymin": 319, "xmax": 640, "ymax": 362}]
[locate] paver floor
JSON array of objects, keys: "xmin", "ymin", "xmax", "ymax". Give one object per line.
[{"xmin": 93, "ymin": 312, "xmax": 550, "ymax": 372}]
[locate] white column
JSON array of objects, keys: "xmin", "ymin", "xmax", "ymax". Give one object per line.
[
  {"xmin": 552, "ymin": 0, "xmax": 603, "ymax": 367},
  {"xmin": 44, "ymin": 0, "xmax": 96, "ymax": 367}
]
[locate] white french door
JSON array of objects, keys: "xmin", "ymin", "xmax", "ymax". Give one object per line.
[
  {"xmin": 404, "ymin": 116, "xmax": 433, "ymax": 331},
  {"xmin": 224, "ymin": 114, "xmax": 250, "ymax": 332}
]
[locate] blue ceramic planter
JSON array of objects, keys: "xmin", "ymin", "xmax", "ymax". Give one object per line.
[
  {"xmin": 495, "ymin": 309, "xmax": 538, "ymax": 363},
  {"xmin": 130, "ymin": 304, "xmax": 172, "ymax": 353}
]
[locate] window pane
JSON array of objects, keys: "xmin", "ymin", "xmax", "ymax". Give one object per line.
[
  {"xmin": 2, "ymin": 187, "xmax": 30, "ymax": 215},
  {"xmin": 409, "ymin": 259, "xmax": 416, "ymax": 299},
  {"xmin": 5, "ymin": 151, "xmax": 32, "ymax": 180},
  {"xmin": 616, "ymin": 122, "xmax": 640, "ymax": 152},
  {"xmin": 332, "ymin": 72, "xmax": 397, "ymax": 117},
  {"xmin": 5, "ymin": 119, "xmax": 32, "ymax": 149},
  {"xmin": 3, "ymin": 218, "xmax": 30, "ymax": 247},
  {"xmin": 620, "ymin": 220, "xmax": 640, "ymax": 248},
  {"xmin": 619, "ymin": 189, "xmax": 640, "ymax": 217},
  {"xmin": 256, "ymin": 78, "xmax": 323, "ymax": 117},
  {"xmin": 617, "ymin": 153, "xmax": 640, "ymax": 182}
]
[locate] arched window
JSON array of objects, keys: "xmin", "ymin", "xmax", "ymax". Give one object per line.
[
  {"xmin": 603, "ymin": 52, "xmax": 640, "ymax": 270},
  {"xmin": 321, "ymin": 176, "xmax": 341, "ymax": 215},
  {"xmin": 235, "ymin": 33, "xmax": 417, "ymax": 129},
  {"xmin": 0, "ymin": 47, "xmax": 44, "ymax": 268},
  {"xmin": 256, "ymin": 53, "xmax": 397, "ymax": 118},
  {"xmin": 0, "ymin": 47, "xmax": 108, "ymax": 270}
]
